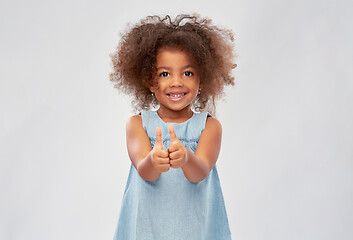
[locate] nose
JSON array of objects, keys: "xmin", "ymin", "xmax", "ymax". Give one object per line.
[{"xmin": 170, "ymin": 74, "xmax": 183, "ymax": 87}]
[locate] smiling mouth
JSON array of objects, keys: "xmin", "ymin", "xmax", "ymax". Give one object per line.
[
  {"xmin": 166, "ymin": 92, "xmax": 187, "ymax": 101},
  {"xmin": 167, "ymin": 93, "xmax": 186, "ymax": 98}
]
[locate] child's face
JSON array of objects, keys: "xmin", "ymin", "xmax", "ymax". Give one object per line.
[{"xmin": 150, "ymin": 47, "xmax": 201, "ymax": 114}]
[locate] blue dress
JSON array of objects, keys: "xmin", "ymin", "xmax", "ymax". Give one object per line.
[{"xmin": 113, "ymin": 110, "xmax": 231, "ymax": 240}]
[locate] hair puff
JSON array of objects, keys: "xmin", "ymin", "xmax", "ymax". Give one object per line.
[{"xmin": 110, "ymin": 13, "xmax": 237, "ymax": 114}]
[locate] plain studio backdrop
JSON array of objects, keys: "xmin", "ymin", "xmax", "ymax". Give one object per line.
[{"xmin": 1, "ymin": 0, "xmax": 352, "ymax": 239}]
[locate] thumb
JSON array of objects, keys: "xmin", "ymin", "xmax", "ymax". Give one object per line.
[
  {"xmin": 168, "ymin": 124, "xmax": 179, "ymax": 143},
  {"xmin": 155, "ymin": 127, "xmax": 164, "ymax": 149}
]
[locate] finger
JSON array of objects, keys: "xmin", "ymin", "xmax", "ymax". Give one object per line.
[
  {"xmin": 170, "ymin": 159, "xmax": 182, "ymax": 168},
  {"xmin": 167, "ymin": 143, "xmax": 178, "ymax": 153},
  {"xmin": 168, "ymin": 150, "xmax": 180, "ymax": 160},
  {"xmin": 158, "ymin": 149, "xmax": 169, "ymax": 158},
  {"xmin": 156, "ymin": 156, "xmax": 170, "ymax": 164},
  {"xmin": 159, "ymin": 163, "xmax": 171, "ymax": 172},
  {"xmin": 155, "ymin": 127, "xmax": 164, "ymax": 149},
  {"xmin": 168, "ymin": 124, "xmax": 179, "ymax": 143}
]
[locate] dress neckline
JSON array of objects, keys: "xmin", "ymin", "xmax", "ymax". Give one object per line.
[{"xmin": 155, "ymin": 111, "xmax": 195, "ymax": 125}]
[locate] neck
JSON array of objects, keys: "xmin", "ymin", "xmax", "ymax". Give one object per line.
[{"xmin": 157, "ymin": 106, "xmax": 193, "ymax": 123}]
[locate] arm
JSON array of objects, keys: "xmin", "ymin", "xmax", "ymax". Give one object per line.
[
  {"xmin": 168, "ymin": 117, "xmax": 222, "ymax": 183},
  {"xmin": 126, "ymin": 115, "xmax": 170, "ymax": 182}
]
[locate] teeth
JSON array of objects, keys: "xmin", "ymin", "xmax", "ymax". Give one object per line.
[{"xmin": 169, "ymin": 93, "xmax": 185, "ymax": 98}]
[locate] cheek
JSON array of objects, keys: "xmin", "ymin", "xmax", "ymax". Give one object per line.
[
  {"xmin": 153, "ymin": 82, "xmax": 169, "ymax": 96},
  {"xmin": 155, "ymin": 81, "xmax": 166, "ymax": 91},
  {"xmin": 192, "ymin": 79, "xmax": 201, "ymax": 90},
  {"xmin": 152, "ymin": 79, "xmax": 162, "ymax": 89}
]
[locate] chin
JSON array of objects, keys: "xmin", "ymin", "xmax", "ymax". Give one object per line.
[{"xmin": 171, "ymin": 104, "xmax": 193, "ymax": 112}]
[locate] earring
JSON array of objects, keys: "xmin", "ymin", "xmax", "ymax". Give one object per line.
[
  {"xmin": 151, "ymin": 92, "xmax": 154, "ymax": 97},
  {"xmin": 198, "ymin": 89, "xmax": 201, "ymax": 95}
]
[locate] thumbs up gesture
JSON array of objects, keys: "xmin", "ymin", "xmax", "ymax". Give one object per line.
[
  {"xmin": 151, "ymin": 127, "xmax": 170, "ymax": 173},
  {"xmin": 168, "ymin": 124, "xmax": 188, "ymax": 168}
]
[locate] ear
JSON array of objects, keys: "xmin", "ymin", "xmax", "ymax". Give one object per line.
[
  {"xmin": 198, "ymin": 76, "xmax": 203, "ymax": 87},
  {"xmin": 198, "ymin": 81, "xmax": 203, "ymax": 91},
  {"xmin": 149, "ymin": 85, "xmax": 155, "ymax": 93}
]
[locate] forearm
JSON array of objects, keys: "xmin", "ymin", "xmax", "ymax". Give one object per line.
[
  {"xmin": 181, "ymin": 148, "xmax": 210, "ymax": 183},
  {"xmin": 136, "ymin": 151, "xmax": 161, "ymax": 182}
]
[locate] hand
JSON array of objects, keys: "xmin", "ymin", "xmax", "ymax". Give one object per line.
[
  {"xmin": 151, "ymin": 127, "xmax": 170, "ymax": 173},
  {"xmin": 168, "ymin": 124, "xmax": 188, "ymax": 168}
]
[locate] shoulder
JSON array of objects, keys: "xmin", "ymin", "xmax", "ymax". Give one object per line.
[
  {"xmin": 199, "ymin": 115, "xmax": 222, "ymax": 140},
  {"xmin": 126, "ymin": 114, "xmax": 143, "ymax": 132},
  {"xmin": 205, "ymin": 115, "xmax": 222, "ymax": 133}
]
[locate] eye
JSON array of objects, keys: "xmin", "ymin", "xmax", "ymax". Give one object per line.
[
  {"xmin": 184, "ymin": 71, "xmax": 193, "ymax": 77},
  {"xmin": 159, "ymin": 72, "xmax": 169, "ymax": 77}
]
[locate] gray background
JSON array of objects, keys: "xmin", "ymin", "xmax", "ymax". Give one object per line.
[{"xmin": 1, "ymin": 0, "xmax": 352, "ymax": 239}]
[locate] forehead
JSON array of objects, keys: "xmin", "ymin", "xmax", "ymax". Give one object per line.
[{"xmin": 155, "ymin": 47, "xmax": 197, "ymax": 67}]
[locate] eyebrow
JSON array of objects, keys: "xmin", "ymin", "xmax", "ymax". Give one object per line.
[{"xmin": 156, "ymin": 65, "xmax": 196, "ymax": 71}]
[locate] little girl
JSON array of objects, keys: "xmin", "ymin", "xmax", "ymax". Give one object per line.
[{"xmin": 110, "ymin": 14, "xmax": 236, "ymax": 240}]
